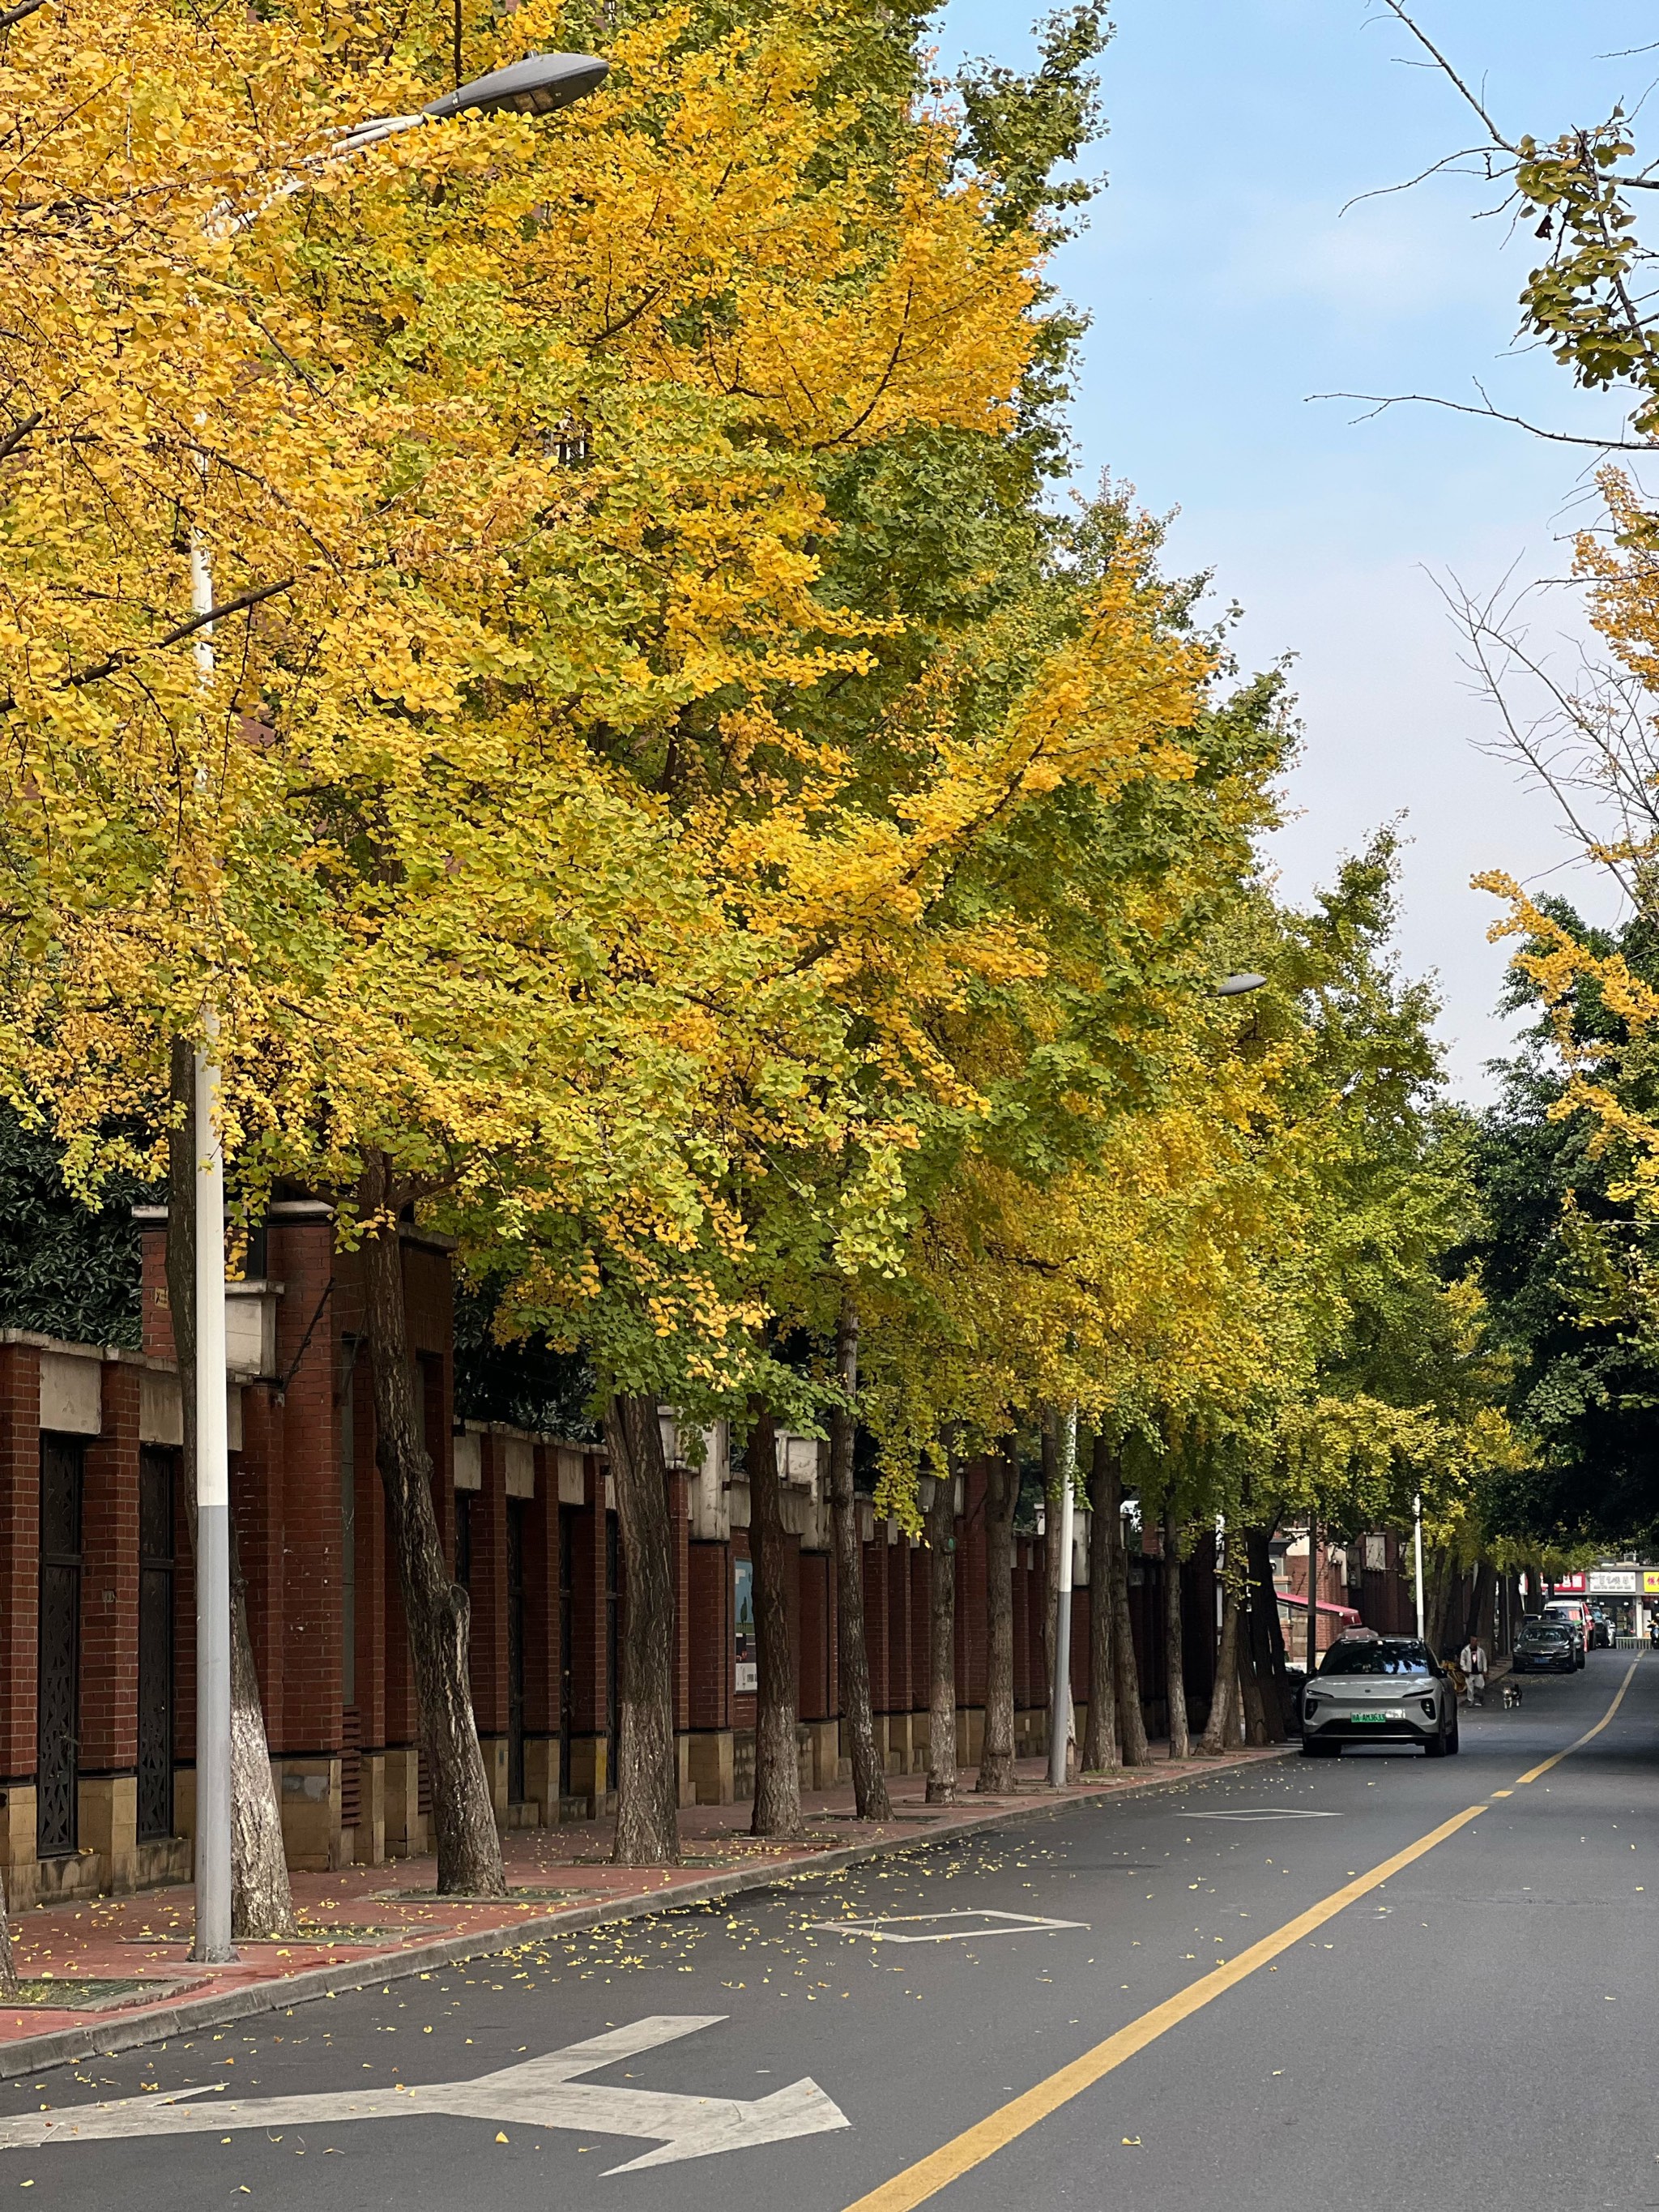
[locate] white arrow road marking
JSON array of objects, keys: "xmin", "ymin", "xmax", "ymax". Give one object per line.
[{"xmin": 0, "ymin": 2014, "xmax": 849, "ymax": 2176}]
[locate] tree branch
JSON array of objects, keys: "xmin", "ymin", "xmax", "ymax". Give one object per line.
[
  {"xmin": 1310, "ymin": 386, "xmax": 1656, "ymax": 451},
  {"xmin": 0, "ymin": 574, "xmax": 296, "ymax": 715},
  {"xmin": 1373, "ymin": 0, "xmax": 1513, "ymax": 153},
  {"xmin": 0, "ymin": 412, "xmax": 41, "ymax": 464},
  {"xmin": 65, "ymin": 574, "xmax": 297, "ymax": 688}
]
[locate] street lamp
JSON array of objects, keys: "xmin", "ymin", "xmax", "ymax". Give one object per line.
[
  {"xmin": 188, "ymin": 47, "xmax": 606, "ymax": 1967},
  {"xmin": 337, "ymin": 51, "xmax": 609, "ymax": 149},
  {"xmin": 1215, "ymin": 971, "xmax": 1267, "ymax": 997}
]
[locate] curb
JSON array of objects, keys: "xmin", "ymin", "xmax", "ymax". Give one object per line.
[{"xmin": 0, "ymin": 1744, "xmax": 1293, "ymax": 2080}]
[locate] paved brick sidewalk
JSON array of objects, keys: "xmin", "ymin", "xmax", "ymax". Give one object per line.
[{"xmin": 0, "ymin": 1742, "xmax": 1290, "ymax": 2074}]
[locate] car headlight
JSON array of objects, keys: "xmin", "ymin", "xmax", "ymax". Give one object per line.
[{"xmin": 1420, "ymin": 1697, "xmax": 1437, "ymax": 1717}]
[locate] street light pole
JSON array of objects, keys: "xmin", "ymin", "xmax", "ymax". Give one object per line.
[
  {"xmin": 186, "ymin": 44, "xmax": 607, "ymax": 1966},
  {"xmin": 191, "ymin": 1023, "xmax": 234, "ymax": 1961},
  {"xmin": 1048, "ymin": 1410, "xmax": 1077, "ymax": 1789},
  {"xmin": 189, "ymin": 500, "xmax": 234, "ymax": 1962},
  {"xmin": 1413, "ymin": 1492, "xmax": 1426, "ymax": 1642}
]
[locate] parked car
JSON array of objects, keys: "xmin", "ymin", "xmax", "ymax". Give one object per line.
[
  {"xmin": 1300, "ymin": 1632, "xmax": 1459, "ymax": 1757},
  {"xmin": 1514, "ymin": 1620, "xmax": 1576, "ymax": 1674},
  {"xmin": 1543, "ymin": 1602, "xmax": 1589, "ymax": 1666}
]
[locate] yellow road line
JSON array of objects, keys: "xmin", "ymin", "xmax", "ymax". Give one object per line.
[
  {"xmin": 1515, "ymin": 1655, "xmax": 1640, "ymax": 1787},
  {"xmin": 841, "ymin": 1800, "xmax": 1489, "ymax": 2212}
]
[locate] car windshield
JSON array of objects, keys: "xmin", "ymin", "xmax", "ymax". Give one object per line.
[
  {"xmin": 1318, "ymin": 1639, "xmax": 1434, "ymax": 1676},
  {"xmin": 1523, "ymin": 1625, "xmax": 1569, "ymax": 1641}
]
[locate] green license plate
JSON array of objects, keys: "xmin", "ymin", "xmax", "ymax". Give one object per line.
[{"xmin": 1350, "ymin": 1713, "xmax": 1390, "ymax": 1723}]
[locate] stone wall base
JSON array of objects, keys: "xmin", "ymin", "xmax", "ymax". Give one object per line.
[
  {"xmin": 686, "ymin": 1730, "xmax": 735, "ymax": 1807},
  {"xmin": 383, "ymin": 1746, "xmax": 429, "ymax": 1860},
  {"xmin": 277, "ymin": 1757, "xmax": 344, "ymax": 1871}
]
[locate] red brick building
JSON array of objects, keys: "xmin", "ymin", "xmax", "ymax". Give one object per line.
[{"xmin": 0, "ymin": 1204, "xmax": 1209, "ymax": 1906}]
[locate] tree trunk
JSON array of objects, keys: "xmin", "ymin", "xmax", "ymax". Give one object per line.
[
  {"xmin": 0, "ymin": 1875, "xmax": 16, "ymax": 2000},
  {"xmin": 748, "ymin": 1399, "xmax": 802, "ymax": 1838},
  {"xmin": 602, "ymin": 1391, "xmax": 681, "ymax": 1866},
  {"xmin": 1244, "ymin": 1527, "xmax": 1287, "ymax": 1742},
  {"xmin": 1111, "ymin": 1488, "xmax": 1149, "ymax": 1766},
  {"xmin": 827, "ymin": 1300, "xmax": 890, "ymax": 1821},
  {"xmin": 166, "ymin": 1042, "xmax": 297, "ymax": 1941},
  {"xmin": 1464, "ymin": 1561, "xmax": 1494, "ymax": 1650},
  {"xmin": 359, "ymin": 1154, "xmax": 505, "ymax": 1896},
  {"xmin": 1236, "ymin": 1623, "xmax": 1270, "ymax": 1744},
  {"xmin": 1163, "ymin": 1505, "xmax": 1189, "ymax": 1760},
  {"xmin": 924, "ymin": 1473, "xmax": 957, "ymax": 1805},
  {"xmin": 1081, "ymin": 1434, "xmax": 1119, "ymax": 1772},
  {"xmin": 1426, "ymin": 1547, "xmax": 1458, "ymax": 1659},
  {"xmin": 978, "ymin": 1447, "xmax": 1019, "ymax": 1794},
  {"xmin": 1198, "ymin": 1559, "xmax": 1242, "ymax": 1756}
]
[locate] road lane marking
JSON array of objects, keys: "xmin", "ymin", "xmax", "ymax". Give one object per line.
[
  {"xmin": 840, "ymin": 1802, "xmax": 1488, "ymax": 2212},
  {"xmin": 1515, "ymin": 1656, "xmax": 1640, "ymax": 1787}
]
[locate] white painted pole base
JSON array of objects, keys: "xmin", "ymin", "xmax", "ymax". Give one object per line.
[{"xmin": 193, "ymin": 1042, "xmax": 234, "ymax": 1964}]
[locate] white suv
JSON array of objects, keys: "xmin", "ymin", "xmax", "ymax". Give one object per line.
[{"xmin": 1301, "ymin": 1632, "xmax": 1459, "ymax": 1757}]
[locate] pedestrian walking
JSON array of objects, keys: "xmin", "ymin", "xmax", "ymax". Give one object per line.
[{"xmin": 1459, "ymin": 1634, "xmax": 1488, "ymax": 1707}]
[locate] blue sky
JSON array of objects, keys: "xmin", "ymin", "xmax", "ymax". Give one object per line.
[{"xmin": 934, "ymin": 0, "xmax": 1657, "ymax": 1099}]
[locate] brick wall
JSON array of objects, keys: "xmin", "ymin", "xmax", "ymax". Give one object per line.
[
  {"xmin": 80, "ymin": 1362, "xmax": 139, "ymax": 1774},
  {"xmin": 687, "ymin": 1542, "xmax": 728, "ymax": 1731},
  {"xmin": 523, "ymin": 1445, "xmax": 559, "ymax": 1741},
  {"xmin": 798, "ymin": 1552, "xmax": 831, "ymax": 1721},
  {"xmin": 0, "ymin": 1346, "xmax": 39, "ymax": 1780},
  {"xmin": 467, "ymin": 1434, "xmax": 509, "ymax": 1737}
]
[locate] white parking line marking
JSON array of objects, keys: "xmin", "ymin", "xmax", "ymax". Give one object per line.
[
  {"xmin": 1189, "ymin": 1809, "xmax": 1343, "ymax": 1821},
  {"xmin": 807, "ymin": 1911, "xmax": 1087, "ymax": 1944}
]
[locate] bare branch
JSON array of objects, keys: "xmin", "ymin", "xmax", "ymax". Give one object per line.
[
  {"xmin": 1372, "ymin": 0, "xmax": 1513, "ymax": 152},
  {"xmin": 1434, "ymin": 566, "xmax": 1658, "ymax": 911},
  {"xmin": 1338, "ymin": 146, "xmax": 1508, "ymax": 218},
  {"xmin": 1309, "ymin": 387, "xmax": 1657, "ymax": 452},
  {"xmin": 0, "ymin": 0, "xmax": 48, "ymax": 28}
]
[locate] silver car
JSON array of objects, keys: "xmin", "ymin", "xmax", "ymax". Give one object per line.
[{"xmin": 1300, "ymin": 1632, "xmax": 1459, "ymax": 1757}]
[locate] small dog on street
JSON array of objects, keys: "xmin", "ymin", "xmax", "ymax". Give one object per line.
[{"xmin": 1501, "ymin": 1681, "xmax": 1523, "ymax": 1709}]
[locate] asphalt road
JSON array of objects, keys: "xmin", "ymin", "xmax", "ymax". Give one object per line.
[{"xmin": 9, "ymin": 1650, "xmax": 1656, "ymax": 2210}]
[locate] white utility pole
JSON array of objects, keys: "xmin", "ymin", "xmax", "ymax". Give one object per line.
[
  {"xmin": 1413, "ymin": 1492, "xmax": 1426, "ymax": 1642},
  {"xmin": 1048, "ymin": 1411, "xmax": 1077, "ymax": 1788},
  {"xmin": 188, "ymin": 519, "xmax": 234, "ymax": 1965},
  {"xmin": 191, "ymin": 1021, "xmax": 234, "ymax": 1961}
]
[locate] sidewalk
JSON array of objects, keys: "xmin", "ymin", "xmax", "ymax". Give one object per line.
[{"xmin": 0, "ymin": 1742, "xmax": 1290, "ymax": 2076}]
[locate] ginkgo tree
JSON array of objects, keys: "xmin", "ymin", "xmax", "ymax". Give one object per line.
[{"xmin": 0, "ymin": 0, "xmax": 1145, "ymax": 1875}]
